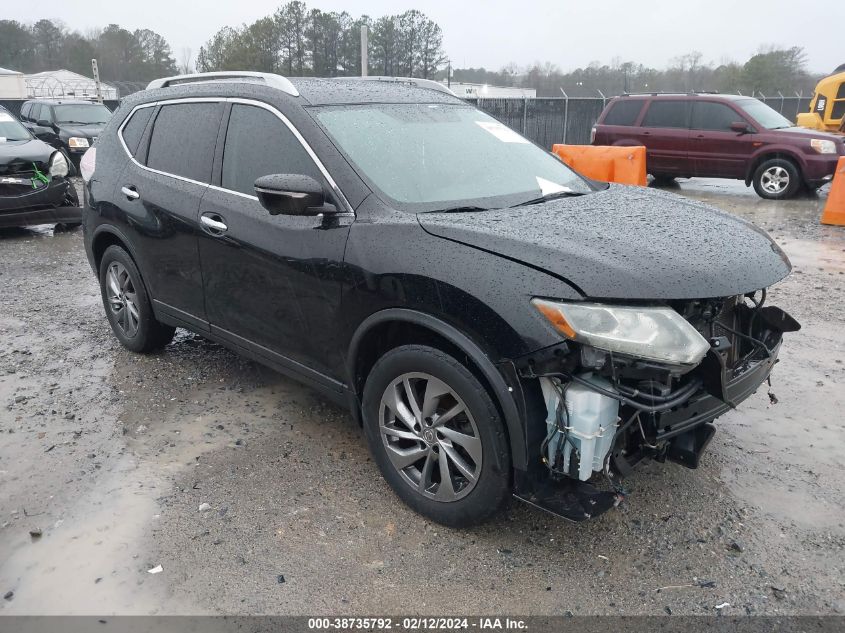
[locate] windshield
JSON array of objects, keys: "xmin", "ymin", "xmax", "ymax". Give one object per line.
[
  {"xmin": 0, "ymin": 111, "xmax": 32, "ymax": 142},
  {"xmin": 314, "ymin": 104, "xmax": 593, "ymax": 211},
  {"xmin": 53, "ymin": 104, "xmax": 111, "ymax": 125},
  {"xmin": 736, "ymin": 99, "xmax": 793, "ymax": 129}
]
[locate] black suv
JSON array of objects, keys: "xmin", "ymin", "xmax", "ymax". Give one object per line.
[
  {"xmin": 82, "ymin": 72, "xmax": 799, "ymax": 526},
  {"xmin": 19, "ymin": 99, "xmax": 112, "ymax": 168}
]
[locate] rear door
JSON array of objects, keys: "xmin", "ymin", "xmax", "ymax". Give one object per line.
[
  {"xmin": 116, "ymin": 100, "xmax": 224, "ymax": 329},
  {"xmin": 639, "ymin": 99, "xmax": 691, "ymax": 175},
  {"xmin": 198, "ymin": 101, "xmax": 351, "ymax": 384},
  {"xmin": 689, "ymin": 100, "xmax": 755, "ymax": 177}
]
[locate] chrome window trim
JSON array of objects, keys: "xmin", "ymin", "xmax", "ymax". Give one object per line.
[{"xmin": 116, "ymin": 96, "xmax": 353, "ymax": 214}]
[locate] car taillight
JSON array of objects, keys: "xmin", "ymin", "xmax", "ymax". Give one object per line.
[
  {"xmin": 590, "ymin": 127, "xmax": 597, "ymax": 144},
  {"xmin": 80, "ymin": 147, "xmax": 96, "ymax": 183}
]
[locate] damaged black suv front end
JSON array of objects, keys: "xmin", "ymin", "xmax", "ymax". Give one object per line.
[
  {"xmin": 514, "ymin": 291, "xmax": 799, "ymax": 522},
  {"xmin": 0, "ymin": 107, "xmax": 80, "ymax": 229}
]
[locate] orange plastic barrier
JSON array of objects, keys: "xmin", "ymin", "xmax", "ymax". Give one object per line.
[
  {"xmin": 820, "ymin": 156, "xmax": 845, "ymax": 226},
  {"xmin": 551, "ymin": 144, "xmax": 647, "ymax": 186}
]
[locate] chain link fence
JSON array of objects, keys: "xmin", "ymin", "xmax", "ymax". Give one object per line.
[{"xmin": 1, "ymin": 95, "xmax": 813, "ymax": 150}]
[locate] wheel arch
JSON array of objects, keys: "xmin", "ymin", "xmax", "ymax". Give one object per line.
[
  {"xmin": 91, "ymin": 225, "xmax": 140, "ymax": 273},
  {"xmin": 347, "ymin": 309, "xmax": 527, "ymax": 470},
  {"xmin": 745, "ymin": 150, "xmax": 803, "ymax": 185}
]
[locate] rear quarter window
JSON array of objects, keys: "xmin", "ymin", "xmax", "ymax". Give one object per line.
[
  {"xmin": 146, "ymin": 103, "xmax": 223, "ymax": 183},
  {"xmin": 602, "ymin": 100, "xmax": 645, "ymax": 126},
  {"xmin": 642, "ymin": 101, "xmax": 690, "ymax": 128},
  {"xmin": 120, "ymin": 107, "xmax": 154, "ymax": 157}
]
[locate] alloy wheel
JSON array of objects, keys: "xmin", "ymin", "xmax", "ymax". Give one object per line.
[
  {"xmin": 760, "ymin": 166, "xmax": 790, "ymax": 195},
  {"xmin": 378, "ymin": 372, "xmax": 482, "ymax": 502},
  {"xmin": 106, "ymin": 261, "xmax": 140, "ymax": 337}
]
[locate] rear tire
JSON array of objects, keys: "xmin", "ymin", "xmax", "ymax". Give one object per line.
[
  {"xmin": 650, "ymin": 173, "xmax": 676, "ymax": 185},
  {"xmin": 98, "ymin": 245, "xmax": 175, "ymax": 353},
  {"xmin": 362, "ymin": 344, "xmax": 511, "ymax": 527},
  {"xmin": 752, "ymin": 158, "xmax": 801, "ymax": 200}
]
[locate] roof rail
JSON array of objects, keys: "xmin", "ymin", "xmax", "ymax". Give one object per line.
[
  {"xmin": 350, "ymin": 76, "xmax": 457, "ymax": 97},
  {"xmin": 621, "ymin": 90, "xmax": 720, "ymax": 97},
  {"xmin": 146, "ymin": 72, "xmax": 299, "ymax": 97}
]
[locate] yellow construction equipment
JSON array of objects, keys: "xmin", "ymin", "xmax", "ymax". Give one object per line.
[{"xmin": 797, "ymin": 64, "xmax": 845, "ymax": 134}]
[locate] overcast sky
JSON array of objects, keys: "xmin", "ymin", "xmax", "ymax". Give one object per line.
[{"xmin": 6, "ymin": 0, "xmax": 842, "ymax": 74}]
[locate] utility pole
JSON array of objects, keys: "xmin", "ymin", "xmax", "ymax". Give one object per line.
[
  {"xmin": 360, "ymin": 25, "xmax": 368, "ymax": 77},
  {"xmin": 91, "ymin": 58, "xmax": 103, "ymax": 103},
  {"xmin": 447, "ymin": 59, "xmax": 451, "ymax": 88}
]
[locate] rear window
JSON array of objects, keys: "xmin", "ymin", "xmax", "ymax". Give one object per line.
[
  {"xmin": 146, "ymin": 103, "xmax": 223, "ymax": 183},
  {"xmin": 120, "ymin": 107, "xmax": 154, "ymax": 157},
  {"xmin": 603, "ymin": 100, "xmax": 645, "ymax": 126},
  {"xmin": 642, "ymin": 101, "xmax": 690, "ymax": 128},
  {"xmin": 691, "ymin": 102, "xmax": 743, "ymax": 131}
]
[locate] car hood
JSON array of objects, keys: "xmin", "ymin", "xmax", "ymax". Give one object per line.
[
  {"xmin": 59, "ymin": 123, "xmax": 104, "ymax": 137},
  {"xmin": 0, "ymin": 138, "xmax": 54, "ymax": 167},
  {"xmin": 771, "ymin": 126, "xmax": 844, "ymax": 143},
  {"xmin": 417, "ymin": 185, "xmax": 792, "ymax": 300}
]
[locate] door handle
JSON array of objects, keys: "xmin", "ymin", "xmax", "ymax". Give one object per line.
[
  {"xmin": 200, "ymin": 213, "xmax": 228, "ymax": 234},
  {"xmin": 121, "ymin": 185, "xmax": 139, "ymax": 200}
]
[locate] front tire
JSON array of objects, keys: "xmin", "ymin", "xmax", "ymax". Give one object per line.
[
  {"xmin": 362, "ymin": 344, "xmax": 511, "ymax": 527},
  {"xmin": 752, "ymin": 158, "xmax": 801, "ymax": 200},
  {"xmin": 99, "ymin": 245, "xmax": 175, "ymax": 353}
]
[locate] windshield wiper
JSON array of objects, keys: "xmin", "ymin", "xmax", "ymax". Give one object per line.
[
  {"xmin": 427, "ymin": 205, "xmax": 493, "ymax": 213},
  {"xmin": 511, "ymin": 190, "xmax": 584, "ymax": 207}
]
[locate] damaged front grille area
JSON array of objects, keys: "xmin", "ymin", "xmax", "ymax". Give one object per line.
[
  {"xmin": 515, "ymin": 290, "xmax": 797, "ymax": 520},
  {"xmin": 0, "ymin": 161, "xmax": 50, "ymax": 196}
]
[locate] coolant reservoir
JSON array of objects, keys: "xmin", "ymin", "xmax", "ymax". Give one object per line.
[{"xmin": 562, "ymin": 374, "xmax": 620, "ymax": 481}]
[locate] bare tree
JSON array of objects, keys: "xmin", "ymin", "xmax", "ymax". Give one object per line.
[{"xmin": 179, "ymin": 47, "xmax": 193, "ymax": 74}]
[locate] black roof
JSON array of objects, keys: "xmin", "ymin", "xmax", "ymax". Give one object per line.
[
  {"xmin": 127, "ymin": 75, "xmax": 462, "ymax": 109},
  {"xmin": 290, "ymin": 77, "xmax": 461, "ymax": 105}
]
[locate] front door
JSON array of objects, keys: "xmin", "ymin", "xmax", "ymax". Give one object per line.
[
  {"xmin": 689, "ymin": 101, "xmax": 755, "ymax": 178},
  {"xmin": 198, "ymin": 102, "xmax": 351, "ymax": 385}
]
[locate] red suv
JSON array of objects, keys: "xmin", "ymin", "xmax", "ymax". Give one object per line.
[{"xmin": 592, "ymin": 93, "xmax": 845, "ymax": 199}]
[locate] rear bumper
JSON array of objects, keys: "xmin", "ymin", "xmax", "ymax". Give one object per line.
[{"xmin": 0, "ymin": 177, "xmax": 80, "ymax": 228}]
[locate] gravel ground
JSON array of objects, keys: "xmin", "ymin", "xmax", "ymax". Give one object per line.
[{"xmin": 0, "ymin": 178, "xmax": 843, "ymax": 616}]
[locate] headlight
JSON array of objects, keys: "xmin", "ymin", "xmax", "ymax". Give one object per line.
[
  {"xmin": 49, "ymin": 151, "xmax": 69, "ymax": 178},
  {"xmin": 532, "ymin": 299, "xmax": 711, "ymax": 365},
  {"xmin": 810, "ymin": 139, "xmax": 836, "ymax": 154},
  {"xmin": 68, "ymin": 137, "xmax": 90, "ymax": 149}
]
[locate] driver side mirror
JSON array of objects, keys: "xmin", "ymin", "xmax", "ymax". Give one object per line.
[
  {"xmin": 730, "ymin": 121, "xmax": 751, "ymax": 134},
  {"xmin": 254, "ymin": 174, "xmax": 327, "ymax": 216},
  {"xmin": 36, "ymin": 119, "xmax": 53, "ymax": 128}
]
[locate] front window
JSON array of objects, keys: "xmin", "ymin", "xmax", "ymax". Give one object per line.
[
  {"xmin": 736, "ymin": 99, "xmax": 793, "ymax": 130},
  {"xmin": 313, "ymin": 104, "xmax": 594, "ymax": 211},
  {"xmin": 0, "ymin": 111, "xmax": 32, "ymax": 141},
  {"xmin": 53, "ymin": 104, "xmax": 111, "ymax": 125}
]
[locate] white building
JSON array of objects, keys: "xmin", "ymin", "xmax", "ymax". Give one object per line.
[
  {"xmin": 0, "ymin": 67, "xmax": 26, "ymax": 99},
  {"xmin": 444, "ymin": 82, "xmax": 536, "ymax": 99},
  {"xmin": 24, "ymin": 69, "xmax": 118, "ymax": 100}
]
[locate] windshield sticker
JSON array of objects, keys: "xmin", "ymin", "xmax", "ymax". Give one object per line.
[
  {"xmin": 0, "ymin": 113, "xmax": 14, "ymax": 122},
  {"xmin": 536, "ymin": 177, "xmax": 572, "ymax": 196},
  {"xmin": 0, "ymin": 137, "xmax": 6, "ymax": 143},
  {"xmin": 475, "ymin": 121, "xmax": 529, "ymax": 144}
]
